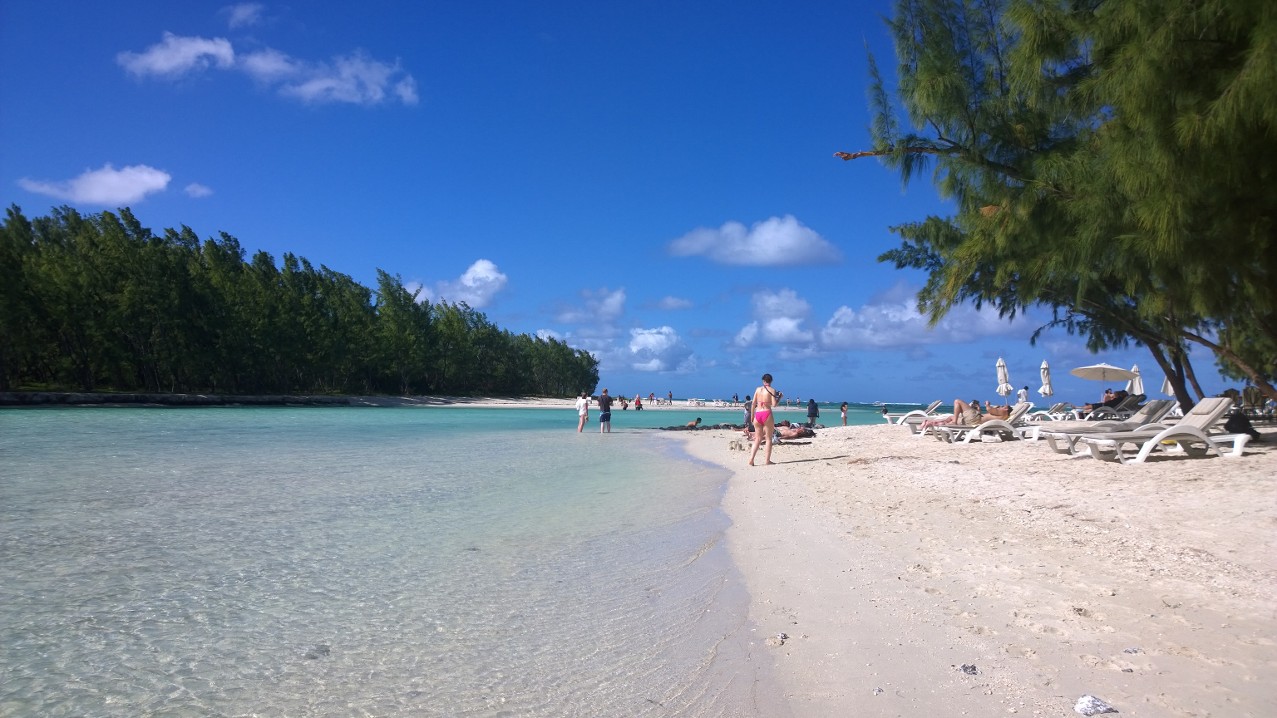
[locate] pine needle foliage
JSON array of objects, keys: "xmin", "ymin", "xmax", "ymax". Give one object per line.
[{"xmin": 848, "ymin": 0, "xmax": 1276, "ymax": 402}]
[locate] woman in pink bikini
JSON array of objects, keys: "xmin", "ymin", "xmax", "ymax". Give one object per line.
[{"xmin": 749, "ymin": 373, "xmax": 782, "ymax": 466}]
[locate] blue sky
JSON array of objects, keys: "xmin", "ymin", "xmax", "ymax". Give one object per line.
[{"xmin": 0, "ymin": 1, "xmax": 1233, "ymax": 404}]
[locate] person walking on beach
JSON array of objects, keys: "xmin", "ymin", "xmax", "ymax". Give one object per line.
[
  {"xmin": 749, "ymin": 373, "xmax": 782, "ymax": 466},
  {"xmin": 840, "ymin": 402, "xmax": 849, "ymax": 426},
  {"xmin": 597, "ymin": 389, "xmax": 613, "ymax": 433},
  {"xmin": 575, "ymin": 392, "xmax": 589, "ymax": 432},
  {"xmin": 1017, "ymin": 385, "xmax": 1029, "ymax": 404},
  {"xmin": 806, "ymin": 399, "xmax": 820, "ymax": 427}
]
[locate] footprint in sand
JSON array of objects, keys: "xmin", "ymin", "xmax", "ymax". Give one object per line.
[
  {"xmin": 1012, "ymin": 611, "xmax": 1068, "ymax": 638},
  {"xmin": 1003, "ymin": 644, "xmax": 1038, "ymax": 659},
  {"xmin": 1070, "ymin": 605, "xmax": 1108, "ymax": 621}
]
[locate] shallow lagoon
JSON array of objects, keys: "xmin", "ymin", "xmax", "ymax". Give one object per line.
[{"xmin": 0, "ymin": 406, "xmax": 781, "ymax": 717}]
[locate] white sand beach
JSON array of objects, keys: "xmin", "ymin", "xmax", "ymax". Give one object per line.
[
  {"xmin": 388, "ymin": 396, "xmax": 1276, "ymax": 715},
  {"xmin": 389, "ymin": 396, "xmax": 1276, "ymax": 715},
  {"xmin": 15, "ymin": 392, "xmax": 1270, "ymax": 715},
  {"xmin": 677, "ymin": 422, "xmax": 1277, "ymax": 717}
]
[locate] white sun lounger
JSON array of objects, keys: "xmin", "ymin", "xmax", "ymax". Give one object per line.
[
  {"xmin": 888, "ymin": 400, "xmax": 945, "ymax": 434},
  {"xmin": 1077, "ymin": 397, "xmax": 1246, "ymax": 464},
  {"xmin": 1026, "ymin": 402, "xmax": 1077, "ymax": 422},
  {"xmin": 1028, "ymin": 399, "xmax": 1176, "ymax": 453},
  {"xmin": 934, "ymin": 402, "xmax": 1033, "ymax": 444}
]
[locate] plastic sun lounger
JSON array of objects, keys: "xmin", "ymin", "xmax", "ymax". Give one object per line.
[
  {"xmin": 885, "ymin": 400, "xmax": 943, "ymax": 422},
  {"xmin": 1076, "ymin": 397, "xmax": 1245, "ymax": 464},
  {"xmin": 1082, "ymin": 393, "xmax": 1146, "ymax": 420},
  {"xmin": 934, "ymin": 402, "xmax": 1033, "ymax": 444},
  {"xmin": 1027, "ymin": 402, "xmax": 1076, "ymax": 422},
  {"xmin": 1027, "ymin": 399, "xmax": 1176, "ymax": 453},
  {"xmin": 1083, "ymin": 430, "xmax": 1251, "ymax": 464},
  {"xmin": 888, "ymin": 401, "xmax": 945, "ymax": 434}
]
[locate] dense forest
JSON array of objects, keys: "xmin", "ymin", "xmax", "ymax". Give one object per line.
[{"xmin": 0, "ymin": 205, "xmax": 600, "ymax": 397}]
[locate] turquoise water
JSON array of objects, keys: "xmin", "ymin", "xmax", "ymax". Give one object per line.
[{"xmin": 0, "ymin": 406, "xmax": 790, "ymax": 717}]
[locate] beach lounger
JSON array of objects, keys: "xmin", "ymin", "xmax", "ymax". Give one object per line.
[
  {"xmin": 1027, "ymin": 402, "xmax": 1076, "ymax": 422},
  {"xmin": 935, "ymin": 402, "xmax": 1033, "ymax": 444},
  {"xmin": 1077, "ymin": 397, "xmax": 1246, "ymax": 464},
  {"xmin": 1029, "ymin": 399, "xmax": 1176, "ymax": 453},
  {"xmin": 887, "ymin": 400, "xmax": 945, "ymax": 434},
  {"xmin": 1084, "ymin": 393, "xmax": 1145, "ymax": 420}
]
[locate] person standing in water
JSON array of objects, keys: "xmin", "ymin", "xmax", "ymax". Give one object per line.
[
  {"xmin": 840, "ymin": 402, "xmax": 849, "ymax": 426},
  {"xmin": 749, "ymin": 373, "xmax": 782, "ymax": 466},
  {"xmin": 597, "ymin": 388, "xmax": 613, "ymax": 433},
  {"xmin": 575, "ymin": 392, "xmax": 589, "ymax": 432}
]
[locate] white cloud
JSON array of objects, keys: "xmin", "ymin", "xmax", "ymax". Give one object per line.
[
  {"xmin": 117, "ymin": 32, "xmax": 235, "ymax": 77},
  {"xmin": 118, "ymin": 33, "xmax": 418, "ymax": 107},
  {"xmin": 394, "ymin": 76, "xmax": 420, "ymax": 105},
  {"xmin": 223, "ymin": 3, "xmax": 265, "ymax": 29},
  {"xmin": 184, "ymin": 182, "xmax": 213, "ymax": 198},
  {"xmin": 239, "ymin": 48, "xmax": 301, "ymax": 83},
  {"xmin": 820, "ymin": 281, "xmax": 1023, "ymax": 349},
  {"xmin": 431, "ymin": 259, "xmax": 508, "ymax": 308},
  {"xmin": 734, "ymin": 288, "xmax": 815, "ymax": 346},
  {"xmin": 759, "ymin": 315, "xmax": 814, "ymax": 344},
  {"xmin": 668, "ymin": 214, "xmax": 841, "ymax": 266},
  {"xmin": 19, "ymin": 164, "xmax": 171, "ymax": 205},
  {"xmin": 656, "ymin": 296, "xmax": 693, "ymax": 310},
  {"xmin": 278, "ymin": 51, "xmax": 417, "ymax": 106},
  {"xmin": 402, "ymin": 280, "xmax": 426, "ymax": 303},
  {"xmin": 556, "ymin": 287, "xmax": 626, "ymax": 324},
  {"xmin": 628, "ymin": 326, "xmax": 695, "ymax": 372}
]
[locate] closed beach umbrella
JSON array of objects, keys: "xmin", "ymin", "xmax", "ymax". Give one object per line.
[
  {"xmin": 1069, "ymin": 362, "xmax": 1138, "ymax": 382},
  {"xmin": 1038, "ymin": 360, "xmax": 1054, "ymax": 397},
  {"xmin": 1161, "ymin": 374, "xmax": 1175, "ymax": 396},
  {"xmin": 1125, "ymin": 364, "xmax": 1144, "ymax": 395},
  {"xmin": 996, "ymin": 357, "xmax": 1014, "ymax": 398}
]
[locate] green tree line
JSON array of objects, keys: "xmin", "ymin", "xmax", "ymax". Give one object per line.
[
  {"xmin": 0, "ymin": 205, "xmax": 599, "ymax": 397},
  {"xmin": 840, "ymin": 0, "xmax": 1275, "ymax": 406}
]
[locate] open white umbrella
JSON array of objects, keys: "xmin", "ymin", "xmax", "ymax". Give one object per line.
[
  {"xmin": 1125, "ymin": 364, "xmax": 1144, "ymax": 395},
  {"xmin": 995, "ymin": 357, "xmax": 1014, "ymax": 399},
  {"xmin": 1038, "ymin": 360, "xmax": 1054, "ymax": 397},
  {"xmin": 1070, "ymin": 362, "xmax": 1138, "ymax": 382}
]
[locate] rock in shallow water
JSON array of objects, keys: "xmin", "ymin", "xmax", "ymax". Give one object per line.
[{"xmin": 304, "ymin": 644, "xmax": 331, "ymax": 660}]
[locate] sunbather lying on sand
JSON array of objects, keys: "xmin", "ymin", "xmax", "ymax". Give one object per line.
[{"xmin": 774, "ymin": 420, "xmax": 815, "ymax": 439}]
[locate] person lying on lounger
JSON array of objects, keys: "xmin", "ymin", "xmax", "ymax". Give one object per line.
[
  {"xmin": 1079, "ymin": 389, "xmax": 1128, "ymax": 415},
  {"xmin": 919, "ymin": 399, "xmax": 993, "ymax": 431},
  {"xmin": 983, "ymin": 402, "xmax": 1012, "ymax": 420}
]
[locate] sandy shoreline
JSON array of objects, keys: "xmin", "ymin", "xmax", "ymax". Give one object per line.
[
  {"xmin": 676, "ymin": 422, "xmax": 1276, "ymax": 717},
  {"xmin": 11, "ymin": 393, "xmax": 1273, "ymax": 715}
]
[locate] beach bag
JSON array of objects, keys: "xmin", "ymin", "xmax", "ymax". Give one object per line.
[{"xmin": 1224, "ymin": 411, "xmax": 1261, "ymax": 439}]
